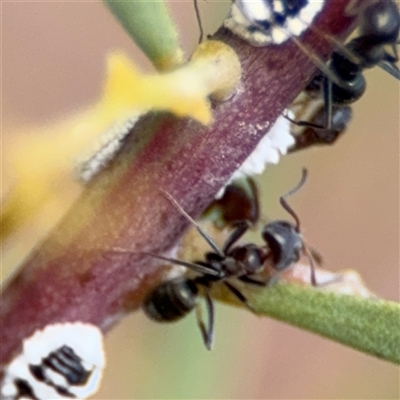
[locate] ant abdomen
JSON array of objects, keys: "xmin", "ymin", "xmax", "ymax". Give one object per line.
[
  {"xmin": 143, "ymin": 278, "xmax": 198, "ymax": 322},
  {"xmin": 262, "ymin": 221, "xmax": 303, "ymax": 271}
]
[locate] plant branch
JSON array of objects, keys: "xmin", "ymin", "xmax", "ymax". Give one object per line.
[{"xmin": 1, "ymin": 1, "xmax": 355, "ymax": 367}]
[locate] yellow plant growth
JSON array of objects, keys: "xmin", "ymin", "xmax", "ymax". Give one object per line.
[{"xmin": 2, "ymin": 44, "xmax": 241, "ymax": 239}]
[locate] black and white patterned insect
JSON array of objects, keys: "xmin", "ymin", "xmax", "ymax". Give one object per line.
[
  {"xmin": 0, "ymin": 322, "xmax": 106, "ymax": 400},
  {"xmin": 224, "ymin": 0, "xmax": 327, "ymax": 46},
  {"xmin": 142, "ymin": 168, "xmax": 315, "ymax": 350}
]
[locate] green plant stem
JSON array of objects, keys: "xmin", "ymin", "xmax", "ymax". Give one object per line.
[{"xmin": 249, "ymin": 283, "xmax": 400, "ymax": 364}]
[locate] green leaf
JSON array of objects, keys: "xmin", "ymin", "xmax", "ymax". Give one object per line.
[
  {"xmin": 104, "ymin": 0, "xmax": 184, "ymax": 69},
  {"xmin": 249, "ymin": 283, "xmax": 400, "ymax": 364}
]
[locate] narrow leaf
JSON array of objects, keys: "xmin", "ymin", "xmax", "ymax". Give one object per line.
[
  {"xmin": 104, "ymin": 0, "xmax": 184, "ymax": 70},
  {"xmin": 250, "ymin": 283, "xmax": 400, "ymax": 364}
]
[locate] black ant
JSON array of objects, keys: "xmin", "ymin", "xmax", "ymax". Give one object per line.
[
  {"xmin": 142, "ymin": 169, "xmax": 316, "ymax": 350},
  {"xmin": 286, "ymin": 101, "xmax": 353, "ymax": 152},
  {"xmin": 203, "ymin": 177, "xmax": 260, "ymax": 227},
  {"xmin": 227, "ymin": 0, "xmax": 398, "ymax": 138},
  {"xmin": 300, "ymin": 0, "xmax": 400, "ymax": 131}
]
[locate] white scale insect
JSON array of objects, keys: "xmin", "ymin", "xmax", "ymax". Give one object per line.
[
  {"xmin": 216, "ymin": 114, "xmax": 295, "ymax": 197},
  {"xmin": 1, "ymin": 323, "xmax": 106, "ymax": 400},
  {"xmin": 224, "ymin": 0, "xmax": 326, "ymax": 46}
]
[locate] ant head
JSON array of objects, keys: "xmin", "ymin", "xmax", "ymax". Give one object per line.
[
  {"xmin": 261, "ymin": 168, "xmax": 308, "ymax": 271},
  {"xmin": 360, "ymin": 0, "xmax": 400, "ymax": 46},
  {"xmin": 262, "ymin": 220, "xmax": 303, "ymax": 271}
]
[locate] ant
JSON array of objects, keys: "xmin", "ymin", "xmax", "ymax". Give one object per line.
[
  {"xmin": 225, "ymin": 0, "xmax": 398, "ymax": 135},
  {"xmin": 286, "ymin": 100, "xmax": 353, "ymax": 152},
  {"xmin": 299, "ymin": 0, "xmax": 400, "ymax": 131},
  {"xmin": 203, "ymin": 177, "xmax": 260, "ymax": 227},
  {"xmin": 142, "ymin": 168, "xmax": 316, "ymax": 349}
]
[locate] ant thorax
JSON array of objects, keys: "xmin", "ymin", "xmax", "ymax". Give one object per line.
[{"xmin": 224, "ymin": 0, "xmax": 326, "ymax": 46}]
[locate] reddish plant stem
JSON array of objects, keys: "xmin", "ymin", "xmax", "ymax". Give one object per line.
[{"xmin": 1, "ymin": 1, "xmax": 354, "ymax": 366}]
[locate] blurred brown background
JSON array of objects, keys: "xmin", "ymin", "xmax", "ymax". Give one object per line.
[{"xmin": 2, "ymin": 1, "xmax": 399, "ymax": 398}]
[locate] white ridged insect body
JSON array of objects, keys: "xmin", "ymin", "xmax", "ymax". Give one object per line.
[
  {"xmin": 1, "ymin": 322, "xmax": 105, "ymax": 400},
  {"xmin": 216, "ymin": 114, "xmax": 295, "ymax": 198},
  {"xmin": 224, "ymin": 0, "xmax": 326, "ymax": 46},
  {"xmin": 76, "ymin": 113, "xmax": 140, "ymax": 183}
]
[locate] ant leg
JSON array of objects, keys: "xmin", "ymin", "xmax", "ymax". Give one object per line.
[
  {"xmin": 246, "ymin": 177, "xmax": 260, "ymax": 226},
  {"xmin": 195, "ymin": 290, "xmax": 214, "ymax": 350},
  {"xmin": 303, "ymin": 245, "xmax": 317, "ymax": 286},
  {"xmin": 222, "ymin": 220, "xmax": 251, "ymax": 254},
  {"xmin": 139, "ymin": 252, "xmax": 220, "ymax": 277},
  {"xmin": 284, "ymin": 112, "xmax": 326, "ymax": 130},
  {"xmin": 266, "ymin": 271, "xmax": 284, "ymax": 287},
  {"xmin": 308, "ymin": 246, "xmax": 324, "ymax": 266},
  {"xmin": 323, "ymin": 76, "xmax": 333, "ymax": 130},
  {"xmin": 239, "ymin": 275, "xmax": 268, "ymax": 286},
  {"xmin": 223, "ymin": 281, "xmax": 256, "ymax": 312},
  {"xmin": 378, "ymin": 60, "xmax": 400, "ymax": 80},
  {"xmin": 161, "ymin": 191, "xmax": 224, "ymax": 257}
]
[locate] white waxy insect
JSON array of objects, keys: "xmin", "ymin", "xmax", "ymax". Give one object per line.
[
  {"xmin": 1, "ymin": 322, "xmax": 106, "ymax": 400},
  {"xmin": 216, "ymin": 114, "xmax": 295, "ymax": 198},
  {"xmin": 76, "ymin": 113, "xmax": 141, "ymax": 183},
  {"xmin": 224, "ymin": 0, "xmax": 326, "ymax": 46}
]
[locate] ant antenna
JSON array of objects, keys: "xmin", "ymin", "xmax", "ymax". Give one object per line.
[
  {"xmin": 194, "ymin": 0, "xmax": 204, "ymax": 43},
  {"xmin": 138, "ymin": 251, "xmax": 220, "ymax": 277},
  {"xmin": 306, "ymin": 24, "xmax": 361, "ymax": 65},
  {"xmin": 279, "ymin": 168, "xmax": 308, "ymax": 231},
  {"xmin": 161, "ymin": 190, "xmax": 224, "ymax": 257},
  {"xmin": 288, "ymin": 34, "xmax": 345, "ymax": 89}
]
